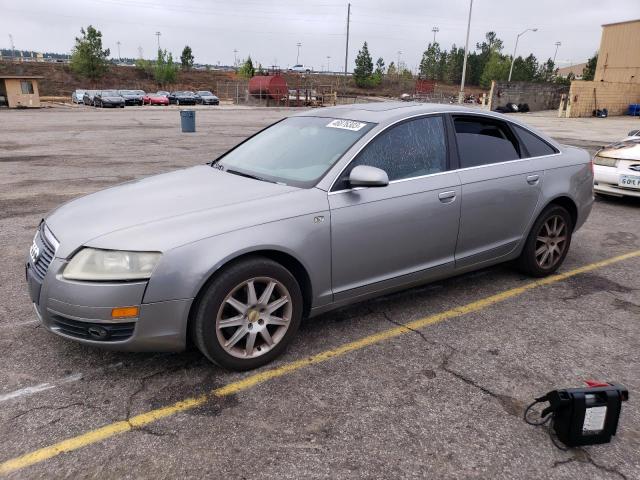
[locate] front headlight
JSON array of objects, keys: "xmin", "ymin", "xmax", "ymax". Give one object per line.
[
  {"xmin": 593, "ymin": 155, "xmax": 618, "ymax": 167},
  {"xmin": 63, "ymin": 248, "xmax": 162, "ymax": 281}
]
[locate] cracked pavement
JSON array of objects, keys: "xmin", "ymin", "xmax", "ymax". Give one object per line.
[{"xmin": 1, "ymin": 107, "xmax": 640, "ymax": 479}]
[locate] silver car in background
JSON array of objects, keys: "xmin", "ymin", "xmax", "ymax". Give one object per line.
[{"xmin": 26, "ymin": 103, "xmax": 593, "ymax": 370}]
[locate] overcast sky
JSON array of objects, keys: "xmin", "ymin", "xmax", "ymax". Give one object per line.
[{"xmin": 1, "ymin": 0, "xmax": 636, "ymax": 71}]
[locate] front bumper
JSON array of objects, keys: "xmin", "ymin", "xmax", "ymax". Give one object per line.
[
  {"xmin": 27, "ymin": 249, "xmax": 192, "ymax": 352},
  {"xmin": 594, "ymin": 165, "xmax": 640, "ymax": 198}
]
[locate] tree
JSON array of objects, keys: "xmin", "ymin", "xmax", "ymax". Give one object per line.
[
  {"xmin": 180, "ymin": 45, "xmax": 194, "ymax": 70},
  {"xmin": 419, "ymin": 42, "xmax": 441, "ymax": 80},
  {"xmin": 582, "ymin": 53, "xmax": 598, "ymax": 81},
  {"xmin": 374, "ymin": 57, "xmax": 385, "ymax": 76},
  {"xmin": 238, "ymin": 56, "xmax": 255, "ymax": 78},
  {"xmin": 443, "ymin": 45, "xmax": 464, "ymax": 84},
  {"xmin": 70, "ymin": 25, "xmax": 110, "ymax": 81},
  {"xmin": 479, "ymin": 52, "xmax": 510, "ymax": 88},
  {"xmin": 387, "ymin": 61, "xmax": 397, "ymax": 77},
  {"xmin": 353, "ymin": 42, "xmax": 374, "ymax": 87},
  {"xmin": 154, "ymin": 49, "xmax": 178, "ymax": 85},
  {"xmin": 536, "ymin": 58, "xmax": 556, "ymax": 82}
]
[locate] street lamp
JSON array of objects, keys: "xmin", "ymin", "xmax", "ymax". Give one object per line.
[
  {"xmin": 553, "ymin": 41, "xmax": 561, "ymax": 65},
  {"xmin": 327, "ymin": 55, "xmax": 331, "ymax": 72},
  {"xmin": 508, "ymin": 28, "xmax": 537, "ymax": 81},
  {"xmin": 296, "ymin": 42, "xmax": 302, "ymax": 65},
  {"xmin": 397, "ymin": 50, "xmax": 402, "ymax": 74}
]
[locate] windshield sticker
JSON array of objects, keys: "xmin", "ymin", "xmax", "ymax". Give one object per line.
[{"xmin": 326, "ymin": 119, "xmax": 367, "ymax": 131}]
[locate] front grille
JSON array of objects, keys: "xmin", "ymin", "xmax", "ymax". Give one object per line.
[
  {"xmin": 31, "ymin": 224, "xmax": 57, "ymax": 281},
  {"xmin": 50, "ymin": 314, "xmax": 135, "ymax": 342}
]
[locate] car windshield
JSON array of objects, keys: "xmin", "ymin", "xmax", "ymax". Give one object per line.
[
  {"xmin": 101, "ymin": 90, "xmax": 119, "ymax": 96},
  {"xmin": 134, "ymin": 90, "xmax": 145, "ymax": 95},
  {"xmin": 179, "ymin": 92, "xmax": 194, "ymax": 96},
  {"xmin": 119, "ymin": 90, "xmax": 133, "ymax": 95},
  {"xmin": 198, "ymin": 91, "xmax": 213, "ymax": 96},
  {"xmin": 215, "ymin": 117, "xmax": 375, "ymax": 188}
]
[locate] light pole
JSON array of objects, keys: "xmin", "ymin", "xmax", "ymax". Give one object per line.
[
  {"xmin": 553, "ymin": 41, "xmax": 561, "ymax": 65},
  {"xmin": 155, "ymin": 31, "xmax": 161, "ymax": 52},
  {"xmin": 327, "ymin": 55, "xmax": 331, "ymax": 72},
  {"xmin": 458, "ymin": 0, "xmax": 473, "ymax": 103},
  {"xmin": 116, "ymin": 41, "xmax": 121, "ymax": 61},
  {"xmin": 508, "ymin": 28, "xmax": 537, "ymax": 81},
  {"xmin": 397, "ymin": 50, "xmax": 402, "ymax": 75},
  {"xmin": 296, "ymin": 42, "xmax": 302, "ymax": 65},
  {"xmin": 432, "ymin": 26, "xmax": 439, "ymax": 44},
  {"xmin": 233, "ymin": 49, "xmax": 238, "ymax": 68}
]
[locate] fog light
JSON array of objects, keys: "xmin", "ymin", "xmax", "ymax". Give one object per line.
[
  {"xmin": 525, "ymin": 381, "xmax": 628, "ymax": 448},
  {"xmin": 111, "ymin": 306, "xmax": 139, "ymax": 318}
]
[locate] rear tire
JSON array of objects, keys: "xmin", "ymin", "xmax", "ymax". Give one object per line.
[
  {"xmin": 193, "ymin": 257, "xmax": 303, "ymax": 371},
  {"xmin": 517, "ymin": 204, "xmax": 573, "ymax": 277}
]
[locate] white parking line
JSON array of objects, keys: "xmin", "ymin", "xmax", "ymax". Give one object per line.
[
  {"xmin": 0, "ymin": 362, "xmax": 124, "ymax": 403},
  {"xmin": 0, "ymin": 373, "xmax": 83, "ymax": 403}
]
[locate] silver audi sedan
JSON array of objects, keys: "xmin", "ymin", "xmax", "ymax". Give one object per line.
[{"xmin": 26, "ymin": 103, "xmax": 593, "ymax": 370}]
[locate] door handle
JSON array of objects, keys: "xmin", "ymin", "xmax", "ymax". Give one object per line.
[
  {"xmin": 526, "ymin": 174, "xmax": 540, "ymax": 185},
  {"xmin": 438, "ymin": 191, "xmax": 456, "ymax": 203}
]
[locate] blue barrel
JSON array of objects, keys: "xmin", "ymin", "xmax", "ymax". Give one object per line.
[
  {"xmin": 180, "ymin": 110, "xmax": 196, "ymax": 132},
  {"xmin": 629, "ymin": 104, "xmax": 640, "ymax": 116}
]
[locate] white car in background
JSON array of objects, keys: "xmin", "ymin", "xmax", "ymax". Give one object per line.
[
  {"xmin": 71, "ymin": 89, "xmax": 85, "ymax": 104},
  {"xmin": 593, "ymin": 130, "xmax": 640, "ymax": 198}
]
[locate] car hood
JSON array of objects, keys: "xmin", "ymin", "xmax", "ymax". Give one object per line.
[
  {"xmin": 102, "ymin": 96, "xmax": 123, "ymax": 101},
  {"xmin": 46, "ymin": 165, "xmax": 300, "ymax": 257},
  {"xmin": 597, "ymin": 139, "xmax": 640, "ymax": 161},
  {"xmin": 201, "ymin": 95, "xmax": 218, "ymax": 99}
]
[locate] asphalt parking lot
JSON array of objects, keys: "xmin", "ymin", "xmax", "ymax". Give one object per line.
[{"xmin": 1, "ymin": 105, "xmax": 639, "ymax": 479}]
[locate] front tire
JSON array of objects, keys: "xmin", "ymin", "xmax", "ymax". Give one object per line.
[
  {"xmin": 517, "ymin": 204, "xmax": 573, "ymax": 277},
  {"xmin": 193, "ymin": 257, "xmax": 303, "ymax": 371}
]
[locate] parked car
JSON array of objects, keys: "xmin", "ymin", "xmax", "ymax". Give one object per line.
[
  {"xmin": 143, "ymin": 93, "xmax": 170, "ymax": 106},
  {"xmin": 289, "ymin": 64, "xmax": 311, "ymax": 73},
  {"xmin": 71, "ymin": 89, "xmax": 86, "ymax": 104},
  {"xmin": 118, "ymin": 89, "xmax": 145, "ymax": 106},
  {"xmin": 26, "ymin": 103, "xmax": 593, "ymax": 371},
  {"xmin": 94, "ymin": 90, "xmax": 125, "ymax": 108},
  {"xmin": 593, "ymin": 130, "xmax": 640, "ymax": 198},
  {"xmin": 156, "ymin": 91, "xmax": 170, "ymax": 98},
  {"xmin": 168, "ymin": 91, "xmax": 197, "ymax": 105},
  {"xmin": 82, "ymin": 90, "xmax": 98, "ymax": 106},
  {"xmin": 195, "ymin": 91, "xmax": 219, "ymax": 105}
]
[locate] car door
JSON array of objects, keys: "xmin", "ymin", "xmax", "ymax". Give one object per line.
[
  {"xmin": 451, "ymin": 114, "xmax": 544, "ymax": 268},
  {"xmin": 328, "ymin": 114, "xmax": 461, "ymax": 301}
]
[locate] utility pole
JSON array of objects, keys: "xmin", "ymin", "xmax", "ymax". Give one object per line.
[
  {"xmin": 344, "ymin": 3, "xmax": 351, "ymax": 76},
  {"xmin": 137, "ymin": 46, "xmax": 143, "ymax": 59},
  {"xmin": 327, "ymin": 55, "xmax": 331, "ymax": 72},
  {"xmin": 116, "ymin": 41, "xmax": 121, "ymax": 61},
  {"xmin": 432, "ymin": 26, "xmax": 439, "ymax": 44},
  {"xmin": 553, "ymin": 41, "xmax": 561, "ymax": 65},
  {"xmin": 155, "ymin": 31, "xmax": 161, "ymax": 52},
  {"xmin": 233, "ymin": 49, "xmax": 238, "ymax": 68},
  {"xmin": 296, "ymin": 42, "xmax": 302, "ymax": 65},
  {"xmin": 8, "ymin": 34, "xmax": 15, "ymax": 60},
  {"xmin": 458, "ymin": 0, "xmax": 473, "ymax": 103},
  {"xmin": 397, "ymin": 50, "xmax": 402, "ymax": 75}
]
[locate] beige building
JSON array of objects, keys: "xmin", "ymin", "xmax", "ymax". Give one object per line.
[
  {"xmin": 560, "ymin": 19, "xmax": 640, "ymax": 117},
  {"xmin": 557, "ymin": 63, "xmax": 586, "ymax": 79},
  {"xmin": 595, "ymin": 19, "xmax": 640, "ymax": 83},
  {"xmin": 0, "ymin": 75, "xmax": 42, "ymax": 108}
]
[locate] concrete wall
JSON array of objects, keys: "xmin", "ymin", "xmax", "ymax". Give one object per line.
[
  {"xmin": 488, "ymin": 81, "xmax": 568, "ymax": 112},
  {"xmin": 596, "ymin": 20, "xmax": 640, "ymax": 84},
  {"xmin": 3, "ymin": 78, "xmax": 40, "ymax": 108},
  {"xmin": 562, "ymin": 80, "xmax": 640, "ymax": 117}
]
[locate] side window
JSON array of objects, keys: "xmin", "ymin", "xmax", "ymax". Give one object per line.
[
  {"xmin": 332, "ymin": 115, "xmax": 447, "ymax": 191},
  {"xmin": 20, "ymin": 81, "xmax": 34, "ymax": 95},
  {"xmin": 512, "ymin": 125, "xmax": 557, "ymax": 157},
  {"xmin": 454, "ymin": 117, "xmax": 521, "ymax": 168}
]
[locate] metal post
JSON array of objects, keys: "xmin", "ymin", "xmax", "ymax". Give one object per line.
[
  {"xmin": 432, "ymin": 26, "xmax": 439, "ymax": 44},
  {"xmin": 116, "ymin": 41, "xmax": 121, "ymax": 61},
  {"xmin": 155, "ymin": 32, "xmax": 161, "ymax": 52},
  {"xmin": 296, "ymin": 42, "xmax": 302, "ymax": 65},
  {"xmin": 553, "ymin": 41, "xmax": 561, "ymax": 65},
  {"xmin": 344, "ymin": 3, "xmax": 351, "ymax": 76},
  {"xmin": 458, "ymin": 0, "xmax": 473, "ymax": 103}
]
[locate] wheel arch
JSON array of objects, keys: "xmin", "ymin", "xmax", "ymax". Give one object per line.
[
  {"xmin": 545, "ymin": 195, "xmax": 578, "ymax": 230},
  {"xmin": 185, "ymin": 248, "xmax": 313, "ymax": 345}
]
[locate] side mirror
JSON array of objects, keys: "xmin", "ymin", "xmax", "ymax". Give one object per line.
[{"xmin": 348, "ymin": 165, "xmax": 389, "ymax": 188}]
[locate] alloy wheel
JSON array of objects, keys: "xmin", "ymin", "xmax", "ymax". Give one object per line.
[
  {"xmin": 535, "ymin": 214, "xmax": 567, "ymax": 269},
  {"xmin": 215, "ymin": 277, "xmax": 292, "ymax": 359}
]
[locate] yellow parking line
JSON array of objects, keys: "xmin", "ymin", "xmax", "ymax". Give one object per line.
[{"xmin": 2, "ymin": 249, "xmax": 639, "ymax": 475}]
